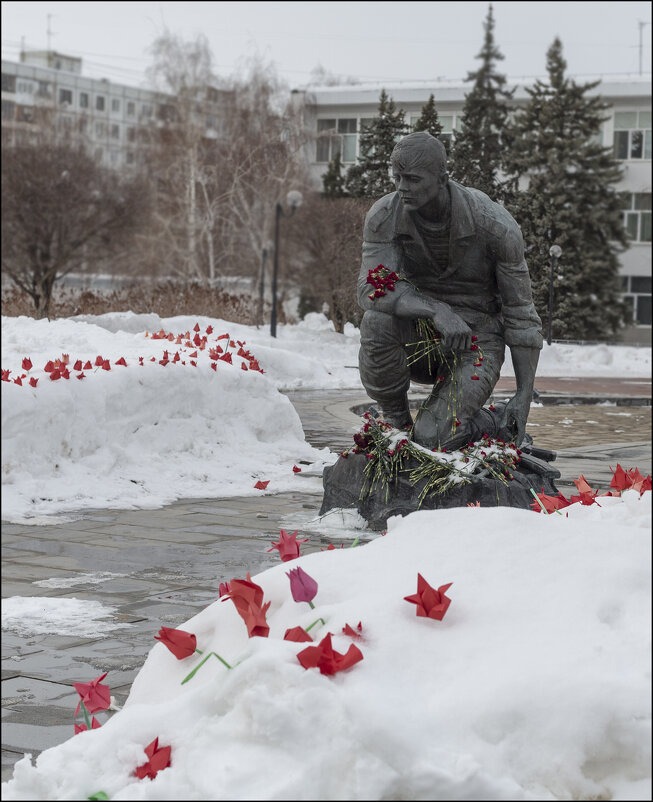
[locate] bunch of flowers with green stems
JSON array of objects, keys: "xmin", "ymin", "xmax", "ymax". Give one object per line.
[{"xmin": 341, "ymin": 413, "xmax": 521, "ymax": 506}]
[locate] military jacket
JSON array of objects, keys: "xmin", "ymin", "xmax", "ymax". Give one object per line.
[{"xmin": 357, "ymin": 181, "xmax": 543, "ymax": 349}]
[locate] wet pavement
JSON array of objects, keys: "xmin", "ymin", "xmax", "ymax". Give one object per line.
[{"xmin": 2, "ymin": 380, "xmax": 651, "ymax": 780}]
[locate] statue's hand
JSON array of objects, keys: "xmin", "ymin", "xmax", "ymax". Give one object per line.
[
  {"xmin": 499, "ymin": 394, "xmax": 530, "ymax": 446},
  {"xmin": 432, "ymin": 308, "xmax": 472, "ymax": 352}
]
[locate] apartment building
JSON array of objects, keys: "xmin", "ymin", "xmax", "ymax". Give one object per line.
[
  {"xmin": 1, "ymin": 50, "xmax": 233, "ymax": 170},
  {"xmin": 292, "ymin": 77, "xmax": 651, "ymax": 342}
]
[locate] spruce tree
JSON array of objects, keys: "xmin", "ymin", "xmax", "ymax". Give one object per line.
[
  {"xmin": 344, "ymin": 89, "xmax": 407, "ymax": 198},
  {"xmin": 505, "ymin": 38, "xmax": 629, "ymax": 341},
  {"xmin": 322, "ymin": 151, "xmax": 346, "ymax": 197},
  {"xmin": 413, "ymin": 94, "xmax": 443, "ymax": 139},
  {"xmin": 449, "ymin": 4, "xmax": 514, "ymax": 202}
]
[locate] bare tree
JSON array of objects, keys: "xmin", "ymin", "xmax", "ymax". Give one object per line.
[{"xmin": 1, "ymin": 140, "xmax": 149, "ymax": 319}]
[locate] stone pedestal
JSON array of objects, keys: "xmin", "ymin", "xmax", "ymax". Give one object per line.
[{"xmin": 320, "ymin": 448, "xmax": 561, "ymax": 531}]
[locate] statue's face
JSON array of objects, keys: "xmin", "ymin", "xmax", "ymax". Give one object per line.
[{"xmin": 391, "ymin": 160, "xmax": 445, "ymax": 212}]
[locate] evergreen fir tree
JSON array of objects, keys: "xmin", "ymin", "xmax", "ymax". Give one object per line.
[
  {"xmin": 505, "ymin": 38, "xmax": 629, "ymax": 341},
  {"xmin": 413, "ymin": 94, "xmax": 443, "ymax": 139},
  {"xmin": 344, "ymin": 89, "xmax": 407, "ymax": 198},
  {"xmin": 321, "ymin": 151, "xmax": 347, "ymax": 197},
  {"xmin": 449, "ymin": 4, "xmax": 514, "ymax": 202}
]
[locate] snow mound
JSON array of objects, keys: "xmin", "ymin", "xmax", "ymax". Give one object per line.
[{"xmin": 3, "ymin": 495, "xmax": 650, "ymax": 800}]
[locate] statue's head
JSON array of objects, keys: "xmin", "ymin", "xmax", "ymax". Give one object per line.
[{"xmin": 390, "ymin": 132, "xmax": 448, "ymax": 211}]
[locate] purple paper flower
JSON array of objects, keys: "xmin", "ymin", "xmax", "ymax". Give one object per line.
[{"xmin": 286, "ymin": 566, "xmax": 318, "ymax": 605}]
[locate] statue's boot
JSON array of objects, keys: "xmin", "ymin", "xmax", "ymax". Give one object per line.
[{"xmin": 377, "ymin": 395, "xmax": 412, "ymax": 430}]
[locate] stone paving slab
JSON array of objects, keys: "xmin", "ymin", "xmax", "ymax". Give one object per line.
[{"xmin": 2, "ymin": 386, "xmax": 650, "ymax": 782}]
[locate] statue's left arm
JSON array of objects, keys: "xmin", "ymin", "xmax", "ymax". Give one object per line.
[{"xmin": 494, "ymin": 220, "xmax": 543, "ymax": 445}]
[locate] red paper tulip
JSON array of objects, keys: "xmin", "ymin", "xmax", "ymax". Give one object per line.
[
  {"xmin": 84, "ymin": 360, "xmax": 92, "ymax": 370},
  {"xmin": 292, "ymin": 465, "xmax": 302, "ymax": 473},
  {"xmin": 222, "ymin": 576, "xmax": 271, "ymax": 638},
  {"xmin": 73, "ymin": 359, "xmax": 83, "ymax": 371},
  {"xmin": 610, "ymin": 464, "xmax": 652, "ymax": 495},
  {"xmin": 134, "ymin": 737, "xmax": 172, "ymax": 780},
  {"xmin": 13, "ymin": 377, "xmax": 22, "ymax": 386},
  {"xmin": 284, "ymin": 626, "xmax": 313, "ymax": 643},
  {"xmin": 569, "ymin": 475, "xmax": 599, "ymax": 506},
  {"xmin": 530, "ymin": 491, "xmax": 571, "ymax": 514},
  {"xmin": 254, "ymin": 479, "xmax": 269, "ymax": 490},
  {"xmin": 218, "ymin": 581, "xmax": 231, "ymax": 598},
  {"xmin": 404, "ymin": 574, "xmax": 453, "ymax": 621},
  {"xmin": 297, "ymin": 633, "xmax": 363, "ymax": 675},
  {"xmin": 22, "ymin": 357, "xmax": 32, "ymax": 371},
  {"xmin": 220, "ymin": 353, "xmax": 232, "ymax": 364},
  {"xmin": 115, "ymin": 357, "xmax": 127, "ymax": 367},
  {"xmin": 193, "ymin": 323, "xmax": 200, "ymax": 332},
  {"xmin": 50, "ymin": 370, "xmax": 61, "ymax": 381},
  {"xmin": 74, "ymin": 717, "xmax": 101, "ymax": 734},
  {"xmin": 268, "ymin": 529, "xmax": 308, "ymax": 562},
  {"xmin": 73, "ymin": 672, "xmax": 111, "ymax": 716},
  {"xmin": 43, "ymin": 361, "xmax": 54, "ymax": 373},
  {"xmin": 286, "ymin": 566, "xmax": 318, "ymax": 604},
  {"xmin": 102, "ymin": 360, "xmax": 111, "ymax": 371},
  {"xmin": 61, "ymin": 353, "xmax": 70, "ymax": 365},
  {"xmin": 94, "ymin": 355, "xmax": 104, "ymax": 367},
  {"xmin": 29, "ymin": 377, "xmax": 38, "ymax": 387},
  {"xmin": 154, "ymin": 627, "xmax": 197, "ymax": 660},
  {"xmin": 206, "ymin": 325, "xmax": 213, "ymax": 334},
  {"xmin": 342, "ymin": 622, "xmax": 363, "ymax": 639}
]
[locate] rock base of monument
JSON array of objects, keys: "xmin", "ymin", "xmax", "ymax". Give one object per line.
[{"xmin": 320, "ymin": 449, "xmax": 562, "ymax": 531}]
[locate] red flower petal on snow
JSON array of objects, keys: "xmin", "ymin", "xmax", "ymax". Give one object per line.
[
  {"xmin": 283, "ymin": 626, "xmax": 313, "ymax": 643},
  {"xmin": 254, "ymin": 479, "xmax": 269, "ymax": 490},
  {"xmin": 342, "ymin": 622, "xmax": 363, "ymax": 639},
  {"xmin": 73, "ymin": 672, "xmax": 111, "ymax": 716},
  {"xmin": 404, "ymin": 574, "xmax": 453, "ymax": 621},
  {"xmin": 297, "ymin": 633, "xmax": 363, "ymax": 675},
  {"xmin": 292, "ymin": 465, "xmax": 302, "ymax": 473},
  {"xmin": 154, "ymin": 626, "xmax": 197, "ymax": 660},
  {"xmin": 134, "ymin": 737, "xmax": 172, "ymax": 781},
  {"xmin": 267, "ymin": 529, "xmax": 308, "ymax": 561}
]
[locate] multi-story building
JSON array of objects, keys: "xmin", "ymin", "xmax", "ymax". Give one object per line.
[
  {"xmin": 1, "ymin": 50, "xmax": 233, "ymax": 170},
  {"xmin": 292, "ymin": 77, "xmax": 651, "ymax": 343}
]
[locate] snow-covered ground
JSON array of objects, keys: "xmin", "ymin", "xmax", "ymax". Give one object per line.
[
  {"xmin": 2, "ymin": 494, "xmax": 651, "ymax": 801},
  {"xmin": 2, "ymin": 312, "xmax": 650, "ymax": 524},
  {"xmin": 1, "ymin": 312, "xmax": 651, "ymax": 800}
]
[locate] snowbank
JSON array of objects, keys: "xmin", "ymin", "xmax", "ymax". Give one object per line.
[
  {"xmin": 3, "ymin": 494, "xmax": 650, "ymax": 800},
  {"xmin": 1, "ymin": 315, "xmax": 339, "ymax": 523}
]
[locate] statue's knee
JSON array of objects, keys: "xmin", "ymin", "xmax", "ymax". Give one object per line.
[
  {"xmin": 360, "ymin": 309, "xmax": 391, "ymax": 340},
  {"xmin": 412, "ymin": 407, "xmax": 455, "ymax": 449}
]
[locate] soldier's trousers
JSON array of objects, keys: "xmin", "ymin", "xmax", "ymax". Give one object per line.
[{"xmin": 358, "ymin": 309, "xmax": 507, "ymax": 450}]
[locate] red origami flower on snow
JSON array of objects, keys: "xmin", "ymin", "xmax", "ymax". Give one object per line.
[
  {"xmin": 73, "ymin": 672, "xmax": 111, "ymax": 716},
  {"xmin": 74, "ymin": 717, "xmax": 101, "ymax": 734},
  {"xmin": 13, "ymin": 377, "xmax": 22, "ymax": 386},
  {"xmin": 569, "ymin": 475, "xmax": 599, "ymax": 506},
  {"xmin": 610, "ymin": 464, "xmax": 652, "ymax": 495},
  {"xmin": 342, "ymin": 622, "xmax": 363, "ymax": 639},
  {"xmin": 29, "ymin": 377, "xmax": 38, "ymax": 387},
  {"xmin": 84, "ymin": 360, "xmax": 92, "ymax": 370},
  {"xmin": 154, "ymin": 627, "xmax": 197, "ymax": 660},
  {"xmin": 254, "ymin": 479, "xmax": 269, "ymax": 490},
  {"xmin": 94, "ymin": 355, "xmax": 104, "ymax": 367},
  {"xmin": 218, "ymin": 581, "xmax": 231, "ymax": 598},
  {"xmin": 134, "ymin": 737, "xmax": 172, "ymax": 780},
  {"xmin": 222, "ymin": 576, "xmax": 271, "ymax": 638},
  {"xmin": 268, "ymin": 529, "xmax": 308, "ymax": 562},
  {"xmin": 1, "ymin": 369, "xmax": 10, "ymax": 381},
  {"xmin": 22, "ymin": 357, "xmax": 32, "ymax": 371},
  {"xmin": 297, "ymin": 633, "xmax": 363, "ymax": 675},
  {"xmin": 73, "ymin": 359, "xmax": 83, "ymax": 371},
  {"xmin": 292, "ymin": 465, "xmax": 302, "ymax": 473},
  {"xmin": 115, "ymin": 357, "xmax": 127, "ymax": 367},
  {"xmin": 284, "ymin": 626, "xmax": 313, "ymax": 643},
  {"xmin": 404, "ymin": 574, "xmax": 453, "ymax": 621},
  {"xmin": 530, "ymin": 491, "xmax": 571, "ymax": 513}
]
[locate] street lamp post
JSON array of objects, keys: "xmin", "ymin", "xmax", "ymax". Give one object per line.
[
  {"xmin": 270, "ymin": 190, "xmax": 303, "ymax": 338},
  {"xmin": 547, "ymin": 244, "xmax": 562, "ymax": 346}
]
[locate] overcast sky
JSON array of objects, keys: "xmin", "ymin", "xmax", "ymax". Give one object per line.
[{"xmin": 1, "ymin": 1, "xmax": 651, "ymax": 88}]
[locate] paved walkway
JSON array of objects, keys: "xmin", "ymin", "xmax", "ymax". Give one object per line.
[{"xmin": 2, "ymin": 382, "xmax": 651, "ymax": 780}]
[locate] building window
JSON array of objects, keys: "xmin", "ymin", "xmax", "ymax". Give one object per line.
[
  {"xmin": 1, "ymin": 100, "xmax": 15, "ymax": 120},
  {"xmin": 621, "ymin": 276, "xmax": 652, "ymax": 326},
  {"xmin": 80, "ymin": 92, "xmax": 89, "ymax": 108},
  {"xmin": 623, "ymin": 193, "xmax": 652, "ymax": 243},
  {"xmin": 126, "ymin": 150, "xmax": 135, "ymax": 164},
  {"xmin": 96, "ymin": 95, "xmax": 105, "ymax": 111},
  {"xmin": 613, "ymin": 111, "xmax": 651, "ymax": 160},
  {"xmin": 127, "ymin": 101, "xmax": 135, "ymax": 116},
  {"xmin": 95, "ymin": 121, "xmax": 105, "ymax": 137},
  {"xmin": 126, "ymin": 126, "xmax": 135, "ymax": 142},
  {"xmin": 142, "ymin": 103, "xmax": 152, "ymax": 117},
  {"xmin": 111, "ymin": 98, "xmax": 120, "ymax": 112},
  {"xmin": 110, "ymin": 124, "xmax": 120, "ymax": 139},
  {"xmin": 17, "ymin": 105, "xmax": 34, "ymax": 123},
  {"xmin": 316, "ymin": 118, "xmax": 357, "ymax": 163},
  {"xmin": 37, "ymin": 81, "xmax": 51, "ymax": 98},
  {"xmin": 109, "ymin": 150, "xmax": 120, "ymax": 165},
  {"xmin": 1, "ymin": 73, "xmax": 16, "ymax": 92},
  {"xmin": 16, "ymin": 80, "xmax": 35, "ymax": 94},
  {"xmin": 409, "ymin": 113, "xmax": 455, "ymax": 150},
  {"xmin": 78, "ymin": 117, "xmax": 87, "ymax": 134},
  {"xmin": 59, "ymin": 88, "xmax": 73, "ymax": 105}
]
